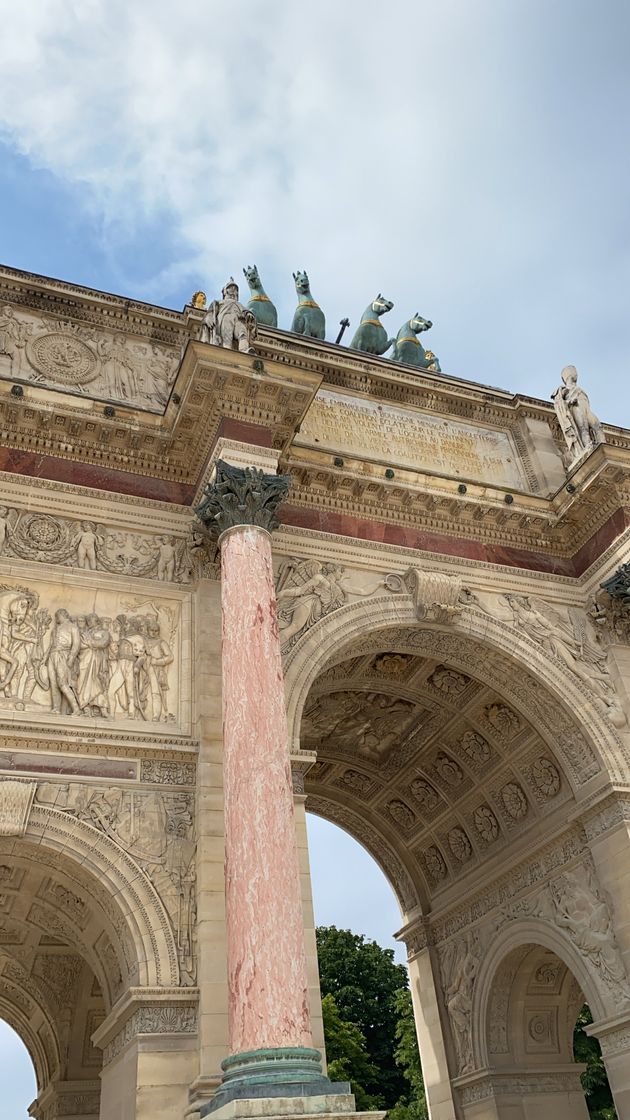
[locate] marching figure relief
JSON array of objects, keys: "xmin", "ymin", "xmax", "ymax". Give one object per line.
[{"xmin": 0, "ymin": 584, "xmax": 178, "ymax": 723}]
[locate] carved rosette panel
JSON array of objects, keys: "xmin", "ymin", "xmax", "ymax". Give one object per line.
[{"xmin": 0, "ymin": 305, "xmax": 180, "ymax": 412}]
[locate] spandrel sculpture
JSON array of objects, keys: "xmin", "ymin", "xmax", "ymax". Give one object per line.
[
  {"xmin": 243, "ymin": 265, "xmax": 278, "ymax": 327},
  {"xmin": 199, "ymin": 279, "xmax": 257, "ymax": 353},
  {"xmin": 552, "ymin": 365, "xmax": 604, "ymax": 467}
]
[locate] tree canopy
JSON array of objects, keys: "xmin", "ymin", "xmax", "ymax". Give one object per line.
[{"xmin": 316, "ymin": 925, "xmax": 426, "ymax": 1113}]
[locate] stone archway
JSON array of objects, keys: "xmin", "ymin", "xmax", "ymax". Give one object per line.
[
  {"xmin": 287, "ymin": 592, "xmax": 630, "ymax": 1119},
  {"xmin": 0, "ymin": 786, "xmax": 184, "ymax": 1120},
  {"xmin": 462, "ymin": 923, "xmax": 609, "ymax": 1119}
]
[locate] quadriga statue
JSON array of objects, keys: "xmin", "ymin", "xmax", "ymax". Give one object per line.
[
  {"xmin": 392, "ymin": 313, "xmax": 441, "ymax": 370},
  {"xmin": 350, "ymin": 295, "xmax": 395, "ymax": 356},
  {"xmin": 242, "ymin": 265, "xmax": 278, "ymax": 327},
  {"xmin": 291, "ymin": 271, "xmax": 326, "ymax": 340}
]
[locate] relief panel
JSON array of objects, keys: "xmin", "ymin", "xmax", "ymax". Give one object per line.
[
  {"xmin": 0, "ymin": 576, "xmax": 189, "ymax": 730},
  {"xmin": 0, "ymin": 304, "xmax": 180, "ymax": 412}
]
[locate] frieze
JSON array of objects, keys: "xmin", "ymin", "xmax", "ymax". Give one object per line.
[
  {"xmin": 581, "ymin": 796, "xmax": 630, "ymax": 842},
  {"xmin": 102, "ymin": 1003, "xmax": 198, "ymax": 1065},
  {"xmin": 140, "ymin": 759, "xmax": 196, "ymax": 785},
  {"xmin": 0, "ymin": 303, "xmax": 181, "ymax": 412},
  {"xmin": 597, "ymin": 1024, "xmax": 630, "ymax": 1057},
  {"xmin": 0, "ymin": 579, "xmax": 185, "ymax": 728},
  {"xmin": 0, "ymin": 506, "xmax": 217, "ymax": 583}
]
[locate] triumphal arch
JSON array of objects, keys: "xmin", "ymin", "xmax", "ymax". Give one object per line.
[{"xmin": 0, "ymin": 265, "xmax": 629, "ymax": 1120}]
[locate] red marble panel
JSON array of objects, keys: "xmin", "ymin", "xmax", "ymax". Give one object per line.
[
  {"xmin": 0, "ymin": 750, "xmax": 137, "ymax": 779},
  {"xmin": 281, "ymin": 505, "xmax": 630, "ymax": 577}
]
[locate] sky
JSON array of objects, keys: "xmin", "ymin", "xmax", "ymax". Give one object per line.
[
  {"xmin": 0, "ymin": 1, "xmax": 628, "ymax": 420},
  {"xmin": 0, "ymin": 0, "xmax": 628, "ymax": 1111}
]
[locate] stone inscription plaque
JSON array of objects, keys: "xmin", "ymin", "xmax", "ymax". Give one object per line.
[{"xmin": 297, "ymin": 390, "xmax": 526, "ymax": 488}]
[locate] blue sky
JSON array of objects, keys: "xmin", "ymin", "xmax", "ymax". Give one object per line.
[{"xmin": 0, "ymin": 0, "xmax": 629, "ymax": 1111}]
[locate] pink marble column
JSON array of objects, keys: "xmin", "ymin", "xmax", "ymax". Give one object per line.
[{"xmin": 220, "ymin": 522, "xmax": 312, "ymax": 1056}]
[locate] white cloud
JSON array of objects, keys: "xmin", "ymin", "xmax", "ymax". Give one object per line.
[{"xmin": 0, "ymin": 0, "xmax": 628, "ymax": 417}]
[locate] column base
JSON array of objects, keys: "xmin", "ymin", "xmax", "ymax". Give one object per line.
[{"xmin": 201, "ymin": 1048, "xmax": 352, "ymax": 1117}]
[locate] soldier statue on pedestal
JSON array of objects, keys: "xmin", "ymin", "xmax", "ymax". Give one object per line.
[{"xmin": 199, "ymin": 279, "xmax": 257, "ymax": 353}]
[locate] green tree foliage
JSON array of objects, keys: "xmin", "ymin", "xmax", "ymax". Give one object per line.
[
  {"xmin": 316, "ymin": 926, "xmax": 424, "ymax": 1111},
  {"xmin": 388, "ymin": 987, "xmax": 429, "ymax": 1120},
  {"xmin": 573, "ymin": 1005, "xmax": 617, "ymax": 1120},
  {"xmin": 321, "ymin": 993, "xmax": 382, "ymax": 1110}
]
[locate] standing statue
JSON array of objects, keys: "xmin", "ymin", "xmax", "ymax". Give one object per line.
[
  {"xmin": 392, "ymin": 314, "xmax": 441, "ymax": 369},
  {"xmin": 291, "ymin": 271, "xmax": 326, "ymax": 340},
  {"xmin": 242, "ymin": 265, "xmax": 278, "ymax": 327},
  {"xmin": 350, "ymin": 295, "xmax": 395, "ymax": 355},
  {"xmin": 199, "ymin": 279, "xmax": 257, "ymax": 353},
  {"xmin": 552, "ymin": 365, "xmax": 604, "ymax": 467}
]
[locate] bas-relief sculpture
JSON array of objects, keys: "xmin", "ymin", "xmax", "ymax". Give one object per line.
[
  {"xmin": 0, "ymin": 582, "xmax": 181, "ymax": 724},
  {"xmin": 0, "ymin": 304, "xmax": 179, "ymax": 411},
  {"xmin": 0, "ymin": 506, "xmax": 211, "ymax": 583},
  {"xmin": 199, "ymin": 279, "xmax": 257, "ymax": 353},
  {"xmin": 439, "ymin": 932, "xmax": 480, "ymax": 1074},
  {"xmin": 35, "ymin": 781, "xmax": 196, "ymax": 984},
  {"xmin": 552, "ymin": 364, "xmax": 604, "ymax": 468}
]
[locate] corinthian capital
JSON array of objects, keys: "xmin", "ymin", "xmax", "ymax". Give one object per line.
[{"xmin": 195, "ymin": 459, "xmax": 292, "ymax": 539}]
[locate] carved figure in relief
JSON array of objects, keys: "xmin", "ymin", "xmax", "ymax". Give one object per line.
[
  {"xmin": 243, "ymin": 265, "xmax": 278, "ymax": 328},
  {"xmin": 107, "ymin": 616, "xmax": 137, "ymax": 719},
  {"xmin": 46, "ymin": 609, "xmax": 81, "ymax": 714},
  {"xmin": 551, "ymin": 866, "xmax": 628, "ymax": 992},
  {"xmin": 350, "ymin": 295, "xmax": 395, "ymax": 356},
  {"xmin": 277, "ymin": 559, "xmax": 347, "ymax": 650},
  {"xmin": 200, "ymin": 279, "xmax": 257, "ymax": 353},
  {"xmin": 77, "ymin": 613, "xmax": 111, "ymax": 717},
  {"xmin": 0, "ymin": 306, "xmax": 31, "ymax": 374},
  {"xmin": 145, "ymin": 618, "xmax": 174, "ymax": 722},
  {"xmin": 75, "ymin": 521, "xmax": 98, "ymax": 570},
  {"xmin": 504, "ymin": 594, "xmax": 624, "ymax": 726},
  {"xmin": 291, "ymin": 271, "xmax": 326, "ymax": 340},
  {"xmin": 156, "ymin": 536, "xmax": 177, "ymax": 582},
  {"xmin": 5, "ymin": 594, "xmax": 45, "ymax": 703},
  {"xmin": 440, "ymin": 933, "xmax": 479, "ymax": 1072},
  {"xmin": 97, "ymin": 334, "xmax": 138, "ymax": 401},
  {"xmin": 552, "ymin": 365, "xmax": 604, "ymax": 466}
]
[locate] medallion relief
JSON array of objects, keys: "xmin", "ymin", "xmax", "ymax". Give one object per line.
[{"xmin": 0, "ymin": 305, "xmax": 180, "ymax": 411}]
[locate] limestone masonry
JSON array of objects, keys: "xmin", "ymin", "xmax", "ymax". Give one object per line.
[{"xmin": 0, "ymin": 264, "xmax": 629, "ymax": 1120}]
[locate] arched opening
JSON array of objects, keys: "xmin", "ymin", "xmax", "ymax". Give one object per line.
[
  {"xmin": 293, "ymin": 607, "xmax": 627, "ymax": 1120},
  {"xmin": 305, "ymin": 812, "xmax": 425, "ymax": 1116},
  {"xmin": 480, "ymin": 943, "xmax": 605, "ymax": 1118},
  {"xmin": 0, "ymin": 1020, "xmax": 37, "ymax": 1120}
]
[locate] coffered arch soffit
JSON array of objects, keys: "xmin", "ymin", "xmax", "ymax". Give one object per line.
[
  {"xmin": 289, "ymin": 595, "xmax": 626, "ymax": 911},
  {"xmin": 286, "ymin": 592, "xmax": 626, "ymax": 784}
]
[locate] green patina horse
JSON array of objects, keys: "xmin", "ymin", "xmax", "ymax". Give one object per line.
[
  {"xmin": 243, "ymin": 265, "xmax": 278, "ymax": 327},
  {"xmin": 350, "ymin": 295, "xmax": 395, "ymax": 355},
  {"xmin": 392, "ymin": 313, "xmax": 441, "ymax": 370},
  {"xmin": 292, "ymin": 271, "xmax": 326, "ymax": 339}
]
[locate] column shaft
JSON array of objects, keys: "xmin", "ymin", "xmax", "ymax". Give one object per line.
[{"xmin": 221, "ymin": 524, "xmax": 311, "ymax": 1055}]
